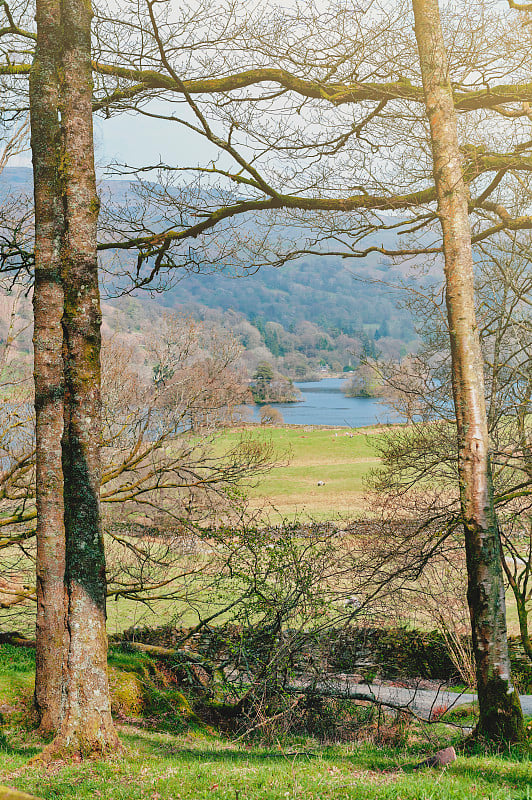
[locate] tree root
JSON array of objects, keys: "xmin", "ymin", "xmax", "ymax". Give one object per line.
[{"xmin": 0, "ymin": 633, "xmax": 35, "ymax": 648}]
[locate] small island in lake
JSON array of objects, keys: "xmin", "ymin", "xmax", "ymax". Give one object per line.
[{"xmin": 250, "ymin": 360, "xmax": 302, "ymax": 404}]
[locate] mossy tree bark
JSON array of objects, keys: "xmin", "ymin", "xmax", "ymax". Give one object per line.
[
  {"xmin": 51, "ymin": 0, "xmax": 118, "ymax": 756},
  {"xmin": 412, "ymin": 0, "xmax": 526, "ymax": 743},
  {"xmin": 29, "ymin": 0, "xmax": 118, "ymax": 756},
  {"xmin": 29, "ymin": 0, "xmax": 68, "ymax": 736}
]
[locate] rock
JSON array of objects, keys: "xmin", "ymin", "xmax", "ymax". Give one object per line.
[
  {"xmin": 413, "ymin": 746, "xmax": 456, "ymax": 770},
  {"xmin": 343, "ymin": 596, "xmax": 360, "ymax": 609},
  {"xmin": 190, "ymin": 663, "xmax": 211, "ymax": 687}
]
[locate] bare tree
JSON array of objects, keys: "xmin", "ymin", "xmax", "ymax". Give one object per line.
[
  {"xmin": 28, "ymin": 0, "xmax": 67, "ymax": 738},
  {"xmin": 2, "ymin": 0, "xmax": 532, "ymax": 747},
  {"xmin": 0, "ymin": 310, "xmax": 276, "ymax": 621},
  {"xmin": 371, "ymin": 231, "xmax": 531, "ymax": 741},
  {"xmin": 259, "ymin": 405, "xmax": 284, "ymax": 426},
  {"xmin": 28, "ymin": 0, "xmax": 120, "ymax": 755}
]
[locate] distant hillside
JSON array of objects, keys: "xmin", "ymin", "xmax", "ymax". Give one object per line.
[
  {"xmin": 159, "ymin": 257, "xmax": 417, "ymax": 341},
  {"xmin": 0, "ymin": 167, "xmax": 422, "ymax": 377},
  {"xmin": 108, "ymin": 260, "xmax": 419, "ymax": 379}
]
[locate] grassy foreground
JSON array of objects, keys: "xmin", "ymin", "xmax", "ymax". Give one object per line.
[
  {"xmin": 2, "ymin": 426, "xmax": 531, "ymax": 799},
  {"xmin": 1, "ymin": 645, "xmax": 532, "ymax": 799},
  {"xmin": 4, "ymin": 729, "xmax": 532, "ymax": 800}
]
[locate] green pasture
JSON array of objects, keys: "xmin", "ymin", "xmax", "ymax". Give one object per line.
[
  {"xmin": 101, "ymin": 424, "xmax": 385, "ymax": 633},
  {"xmin": 77, "ymin": 426, "xmax": 532, "ymax": 636},
  {"xmin": 1, "ymin": 422, "xmax": 527, "ymax": 639},
  {"xmin": 213, "ymin": 425, "xmax": 384, "ymax": 521}
]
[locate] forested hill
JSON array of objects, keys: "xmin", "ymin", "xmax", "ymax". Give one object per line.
[
  {"xmin": 159, "ymin": 256, "xmax": 417, "ymax": 344},
  {"xmin": 1, "ymin": 167, "xmax": 420, "ymax": 376}
]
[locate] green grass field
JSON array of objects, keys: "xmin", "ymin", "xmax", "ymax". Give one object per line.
[
  {"xmin": 98, "ymin": 423, "xmax": 529, "ymax": 637},
  {"xmin": 215, "ymin": 425, "xmax": 384, "ymax": 521}
]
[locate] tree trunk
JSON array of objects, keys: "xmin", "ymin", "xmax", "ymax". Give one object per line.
[
  {"xmin": 29, "ymin": 0, "xmax": 118, "ymax": 758},
  {"xmin": 51, "ymin": 0, "xmax": 118, "ymax": 756},
  {"xmin": 412, "ymin": 0, "xmax": 525, "ymax": 743},
  {"xmin": 29, "ymin": 0, "xmax": 68, "ymax": 736}
]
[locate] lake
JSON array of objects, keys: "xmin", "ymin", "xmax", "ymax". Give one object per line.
[{"xmin": 249, "ymin": 377, "xmax": 396, "ymax": 428}]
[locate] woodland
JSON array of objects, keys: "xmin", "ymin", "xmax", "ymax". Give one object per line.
[{"xmin": 0, "ymin": 0, "xmax": 531, "ymax": 797}]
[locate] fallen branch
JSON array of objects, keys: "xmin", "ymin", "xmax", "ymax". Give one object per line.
[
  {"xmin": 114, "ymin": 640, "xmax": 216, "ymax": 674},
  {"xmin": 278, "ymin": 678, "xmax": 473, "ymax": 728},
  {"xmin": 283, "ymin": 682, "xmax": 430, "ymax": 723},
  {"xmin": 0, "ymin": 632, "xmax": 35, "ymax": 648}
]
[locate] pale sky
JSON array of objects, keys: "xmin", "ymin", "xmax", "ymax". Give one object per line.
[
  {"xmin": 8, "ymin": 102, "xmax": 214, "ymax": 176},
  {"xmin": 94, "ymin": 103, "xmax": 219, "ymax": 177}
]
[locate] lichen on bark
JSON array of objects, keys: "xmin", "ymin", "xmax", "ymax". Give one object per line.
[
  {"xmin": 30, "ymin": 0, "xmax": 68, "ymax": 737},
  {"xmin": 30, "ymin": 0, "xmax": 118, "ymax": 757},
  {"xmin": 412, "ymin": 0, "xmax": 526, "ymax": 743}
]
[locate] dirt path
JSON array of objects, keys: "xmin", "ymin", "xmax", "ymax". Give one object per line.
[{"xmin": 291, "ymin": 675, "xmax": 532, "ymax": 718}]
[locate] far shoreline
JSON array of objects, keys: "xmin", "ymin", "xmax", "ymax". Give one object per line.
[{"xmin": 246, "ymin": 376, "xmax": 395, "ymax": 428}]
